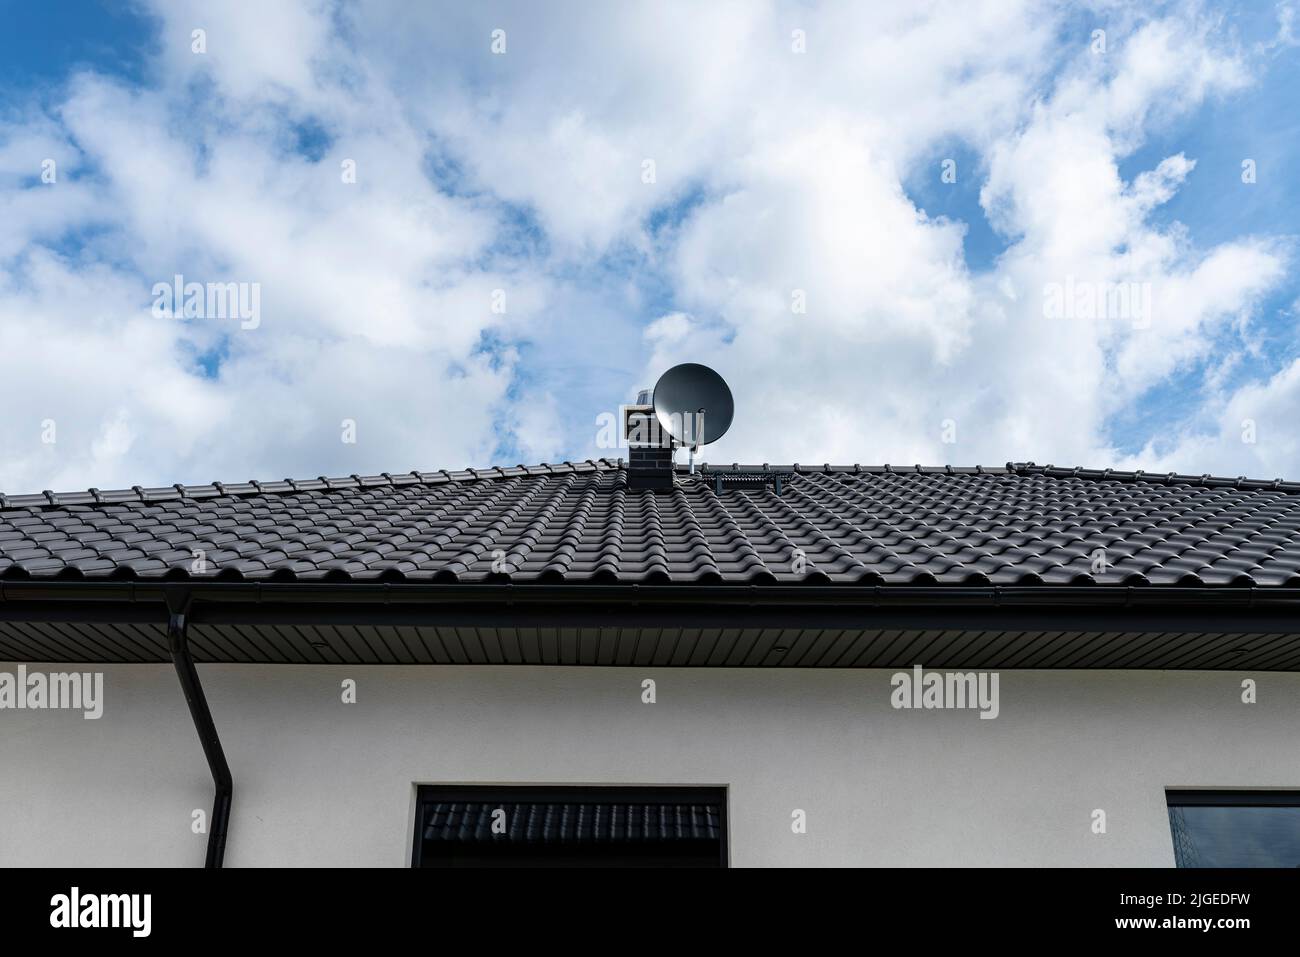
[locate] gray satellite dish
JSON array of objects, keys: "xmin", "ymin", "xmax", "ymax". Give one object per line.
[{"xmin": 652, "ymin": 363, "xmax": 734, "ymax": 471}]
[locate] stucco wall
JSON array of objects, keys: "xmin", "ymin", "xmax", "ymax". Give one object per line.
[{"xmin": 1, "ymin": 663, "xmax": 1297, "ymax": 866}]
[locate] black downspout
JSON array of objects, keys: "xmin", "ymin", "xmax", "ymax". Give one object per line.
[{"xmin": 167, "ymin": 611, "xmax": 233, "ymax": 868}]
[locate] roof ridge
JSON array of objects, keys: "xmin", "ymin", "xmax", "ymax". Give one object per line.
[
  {"xmin": 4, "ymin": 458, "xmax": 1299, "ymax": 512},
  {"xmin": 1004, "ymin": 462, "xmax": 1300, "ymax": 493},
  {"xmin": 685, "ymin": 461, "xmax": 1300, "ymax": 492},
  {"xmin": 0, "ymin": 458, "xmax": 626, "ymax": 511}
]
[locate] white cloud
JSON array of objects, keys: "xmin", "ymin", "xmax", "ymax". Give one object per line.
[
  {"xmin": 0, "ymin": 0, "xmax": 1294, "ymax": 493},
  {"xmin": 1120, "ymin": 357, "xmax": 1300, "ymax": 477},
  {"xmin": 0, "ymin": 22, "xmax": 525, "ymax": 492},
  {"xmin": 642, "ymin": 3, "xmax": 1288, "ymax": 471}
]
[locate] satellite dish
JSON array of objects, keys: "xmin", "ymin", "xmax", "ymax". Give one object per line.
[{"xmin": 652, "ymin": 363, "xmax": 734, "ymax": 452}]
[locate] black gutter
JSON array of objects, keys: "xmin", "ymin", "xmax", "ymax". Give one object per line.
[
  {"xmin": 0, "ymin": 581, "xmax": 1297, "ymax": 634},
  {"xmin": 2, "ymin": 580, "xmax": 1299, "ymax": 608},
  {"xmin": 167, "ymin": 610, "xmax": 233, "ymax": 868}
]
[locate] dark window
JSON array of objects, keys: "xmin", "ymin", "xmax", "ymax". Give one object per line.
[
  {"xmin": 412, "ymin": 785, "xmax": 727, "ymax": 868},
  {"xmin": 1166, "ymin": 790, "xmax": 1300, "ymax": 867}
]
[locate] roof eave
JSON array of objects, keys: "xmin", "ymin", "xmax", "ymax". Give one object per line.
[{"xmin": 0, "ymin": 580, "xmax": 1296, "ymax": 635}]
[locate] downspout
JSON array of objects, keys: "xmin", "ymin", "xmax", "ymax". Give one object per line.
[{"xmin": 167, "ymin": 609, "xmax": 233, "ymax": 868}]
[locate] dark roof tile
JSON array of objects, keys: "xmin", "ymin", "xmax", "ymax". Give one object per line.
[{"xmin": 2, "ymin": 459, "xmax": 1300, "ymax": 586}]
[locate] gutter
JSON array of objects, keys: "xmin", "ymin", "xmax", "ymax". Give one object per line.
[
  {"xmin": 0, "ymin": 580, "xmax": 1291, "ymax": 606},
  {"xmin": 0, "ymin": 581, "xmax": 1296, "ymax": 633}
]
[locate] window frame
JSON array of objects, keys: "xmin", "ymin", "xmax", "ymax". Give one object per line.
[
  {"xmin": 1166, "ymin": 789, "xmax": 1300, "ymax": 868},
  {"xmin": 1166, "ymin": 789, "xmax": 1300, "ymax": 807},
  {"xmin": 411, "ymin": 784, "xmax": 729, "ymax": 868}
]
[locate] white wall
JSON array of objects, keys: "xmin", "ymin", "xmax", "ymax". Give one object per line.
[{"xmin": 1, "ymin": 663, "xmax": 1297, "ymax": 866}]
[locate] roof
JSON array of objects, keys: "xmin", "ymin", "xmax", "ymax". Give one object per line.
[
  {"xmin": 3, "ymin": 459, "xmax": 1300, "ymax": 588},
  {"xmin": 6, "ymin": 460, "xmax": 1300, "ymax": 670}
]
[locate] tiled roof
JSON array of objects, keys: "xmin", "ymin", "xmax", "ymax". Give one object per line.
[{"xmin": 3, "ymin": 459, "xmax": 1300, "ymax": 587}]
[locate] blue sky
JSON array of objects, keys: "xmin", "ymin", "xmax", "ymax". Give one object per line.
[
  {"xmin": 0, "ymin": 2, "xmax": 150, "ymax": 94},
  {"xmin": 1, "ymin": 1, "xmax": 1298, "ymax": 493}
]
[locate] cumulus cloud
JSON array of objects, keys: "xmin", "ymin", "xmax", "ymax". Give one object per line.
[
  {"xmin": 1, "ymin": 4, "xmax": 525, "ymax": 491},
  {"xmin": 638, "ymin": 2, "xmax": 1291, "ymax": 470},
  {"xmin": 0, "ymin": 0, "xmax": 1294, "ymax": 493}
]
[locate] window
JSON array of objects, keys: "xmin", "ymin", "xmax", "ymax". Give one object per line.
[
  {"xmin": 412, "ymin": 785, "xmax": 727, "ymax": 868},
  {"xmin": 1166, "ymin": 790, "xmax": 1300, "ymax": 867}
]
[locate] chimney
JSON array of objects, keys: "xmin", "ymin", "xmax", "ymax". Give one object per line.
[{"xmin": 623, "ymin": 388, "xmax": 674, "ymax": 490}]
